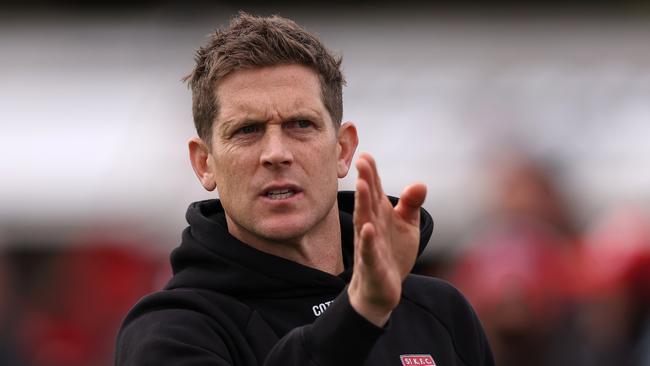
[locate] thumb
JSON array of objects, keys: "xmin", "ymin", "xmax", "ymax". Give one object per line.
[{"xmin": 394, "ymin": 183, "xmax": 427, "ymax": 225}]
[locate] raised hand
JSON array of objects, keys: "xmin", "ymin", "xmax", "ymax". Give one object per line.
[{"xmin": 347, "ymin": 153, "xmax": 427, "ymax": 326}]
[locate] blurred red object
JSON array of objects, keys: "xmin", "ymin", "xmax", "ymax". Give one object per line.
[
  {"xmin": 450, "ymin": 220, "xmax": 581, "ymax": 366},
  {"xmin": 452, "ymin": 221, "xmax": 577, "ymax": 320},
  {"xmin": 17, "ymin": 242, "xmax": 168, "ymax": 366},
  {"xmin": 579, "ymin": 208, "xmax": 650, "ymax": 301}
]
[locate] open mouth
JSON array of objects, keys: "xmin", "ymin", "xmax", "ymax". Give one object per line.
[{"xmin": 266, "ymin": 189, "xmax": 296, "ymax": 200}]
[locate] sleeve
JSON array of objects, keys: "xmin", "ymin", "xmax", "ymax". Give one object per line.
[
  {"xmin": 263, "ymin": 289, "xmax": 385, "ymax": 365},
  {"xmin": 115, "ymin": 289, "xmax": 385, "ymax": 366}
]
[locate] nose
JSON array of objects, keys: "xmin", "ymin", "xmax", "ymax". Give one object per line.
[{"xmin": 259, "ymin": 128, "xmax": 293, "ymax": 168}]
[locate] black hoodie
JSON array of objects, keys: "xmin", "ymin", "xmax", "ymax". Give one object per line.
[{"xmin": 115, "ymin": 192, "xmax": 494, "ymax": 366}]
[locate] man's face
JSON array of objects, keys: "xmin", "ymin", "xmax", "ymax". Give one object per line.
[{"xmin": 203, "ymin": 64, "xmax": 355, "ymax": 244}]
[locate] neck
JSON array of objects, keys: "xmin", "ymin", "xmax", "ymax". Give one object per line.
[{"xmin": 225, "ymin": 203, "xmax": 344, "ymax": 275}]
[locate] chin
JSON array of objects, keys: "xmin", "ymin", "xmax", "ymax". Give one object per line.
[{"xmin": 255, "ymin": 217, "xmax": 312, "ymax": 242}]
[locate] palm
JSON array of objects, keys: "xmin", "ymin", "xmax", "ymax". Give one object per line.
[{"xmin": 348, "ymin": 153, "xmax": 427, "ymax": 325}]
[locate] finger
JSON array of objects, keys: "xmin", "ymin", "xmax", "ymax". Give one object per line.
[
  {"xmin": 360, "ymin": 153, "xmax": 384, "ymax": 202},
  {"xmin": 394, "ymin": 183, "xmax": 427, "ymax": 225},
  {"xmin": 354, "ymin": 178, "xmax": 373, "ymax": 233},
  {"xmin": 356, "ymin": 157, "xmax": 379, "ymax": 216},
  {"xmin": 359, "ymin": 222, "xmax": 377, "ymax": 268}
]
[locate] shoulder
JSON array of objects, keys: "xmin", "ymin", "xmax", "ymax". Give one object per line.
[
  {"xmin": 403, "ymin": 274, "xmax": 469, "ymax": 311},
  {"xmin": 402, "ymin": 275, "xmax": 479, "ymax": 333},
  {"xmin": 402, "ymin": 275, "xmax": 494, "ymax": 365},
  {"xmin": 122, "ymin": 288, "xmax": 252, "ymax": 330},
  {"xmin": 115, "ymin": 289, "xmax": 252, "ymax": 366},
  {"xmin": 402, "ymin": 274, "xmax": 480, "ymax": 328}
]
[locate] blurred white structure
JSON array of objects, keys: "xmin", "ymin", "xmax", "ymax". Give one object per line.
[{"xmin": 1, "ymin": 9, "xmax": 649, "ymax": 250}]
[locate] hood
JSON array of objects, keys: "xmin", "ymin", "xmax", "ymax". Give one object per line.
[{"xmin": 165, "ymin": 191, "xmax": 434, "ymax": 298}]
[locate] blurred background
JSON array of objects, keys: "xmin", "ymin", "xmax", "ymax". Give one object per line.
[{"xmin": 1, "ymin": 0, "xmax": 650, "ymax": 365}]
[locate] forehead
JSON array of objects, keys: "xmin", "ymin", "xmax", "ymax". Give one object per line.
[{"xmin": 214, "ymin": 64, "xmax": 327, "ymax": 123}]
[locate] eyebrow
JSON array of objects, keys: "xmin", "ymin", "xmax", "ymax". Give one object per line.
[
  {"xmin": 217, "ymin": 118, "xmax": 252, "ymax": 132},
  {"xmin": 283, "ymin": 112, "xmax": 320, "ymax": 122},
  {"xmin": 218, "ymin": 110, "xmax": 322, "ymax": 130},
  {"xmin": 213, "ymin": 118, "xmax": 255, "ymax": 139},
  {"xmin": 282, "ymin": 107, "xmax": 324, "ymax": 121}
]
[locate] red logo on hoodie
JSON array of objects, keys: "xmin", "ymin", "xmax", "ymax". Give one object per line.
[{"xmin": 400, "ymin": 354, "xmax": 436, "ymax": 366}]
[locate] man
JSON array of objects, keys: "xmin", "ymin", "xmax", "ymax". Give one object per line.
[{"xmin": 115, "ymin": 13, "xmax": 493, "ymax": 366}]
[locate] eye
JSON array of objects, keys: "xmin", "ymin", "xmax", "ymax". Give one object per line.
[
  {"xmin": 297, "ymin": 120, "xmax": 312, "ymax": 128},
  {"xmin": 236, "ymin": 124, "xmax": 260, "ymax": 135},
  {"xmin": 287, "ymin": 120, "xmax": 313, "ymax": 129}
]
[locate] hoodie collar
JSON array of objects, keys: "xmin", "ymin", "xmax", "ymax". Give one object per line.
[{"xmin": 165, "ymin": 191, "xmax": 433, "ymax": 298}]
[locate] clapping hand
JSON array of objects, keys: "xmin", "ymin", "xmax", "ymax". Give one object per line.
[{"xmin": 348, "ymin": 153, "xmax": 427, "ymax": 326}]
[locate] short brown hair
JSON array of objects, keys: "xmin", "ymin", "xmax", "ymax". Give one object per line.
[{"xmin": 184, "ymin": 12, "xmax": 345, "ymax": 145}]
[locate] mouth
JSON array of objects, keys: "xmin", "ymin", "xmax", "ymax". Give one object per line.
[
  {"xmin": 266, "ymin": 189, "xmax": 296, "ymax": 200},
  {"xmin": 262, "ymin": 184, "xmax": 303, "ymax": 201}
]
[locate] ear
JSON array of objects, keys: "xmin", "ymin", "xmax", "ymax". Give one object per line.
[
  {"xmin": 188, "ymin": 137, "xmax": 217, "ymax": 191},
  {"xmin": 336, "ymin": 122, "xmax": 359, "ymax": 178}
]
